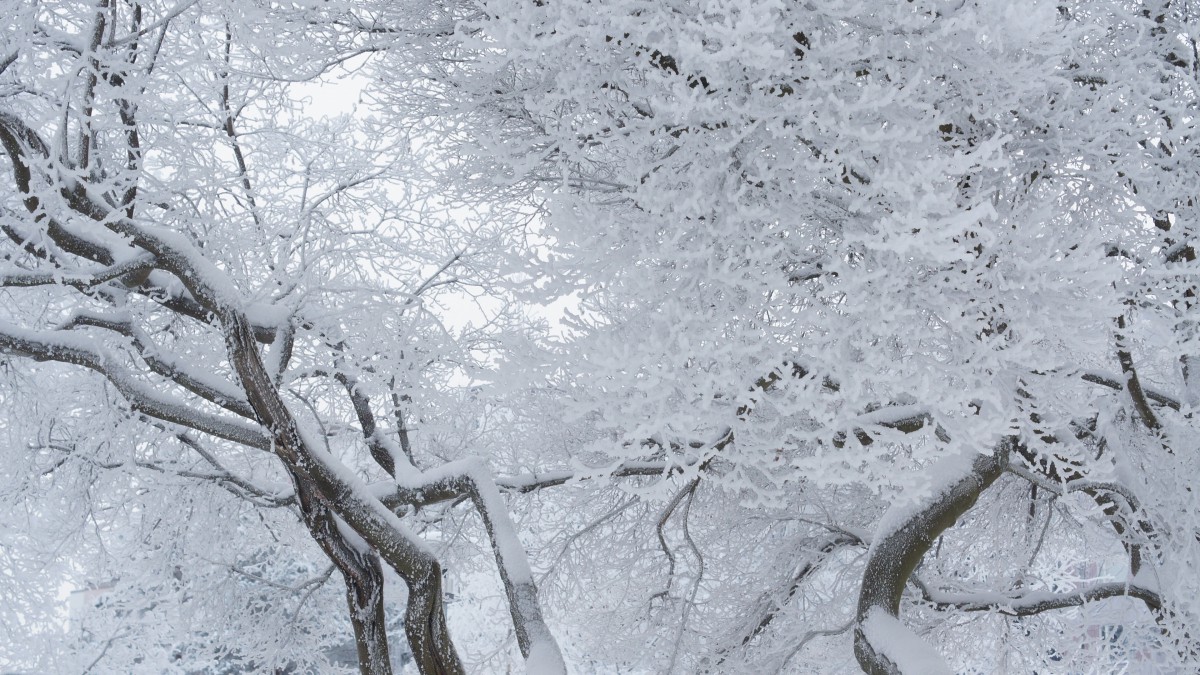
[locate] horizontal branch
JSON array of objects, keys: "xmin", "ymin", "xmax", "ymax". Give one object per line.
[
  {"xmin": 373, "ymin": 459, "xmax": 694, "ymax": 510},
  {"xmin": 0, "ymin": 253, "xmax": 156, "ymax": 289},
  {"xmin": 917, "ymin": 579, "xmax": 1162, "ymax": 616},
  {"xmin": 1080, "ymin": 370, "xmax": 1180, "ymax": 411},
  {"xmin": 834, "ymin": 405, "xmax": 950, "ymax": 447}
]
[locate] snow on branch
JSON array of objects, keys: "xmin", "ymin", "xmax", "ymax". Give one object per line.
[
  {"xmin": 713, "ymin": 533, "xmax": 863, "ymax": 666},
  {"xmin": 915, "ymin": 579, "xmax": 1162, "ymax": 616},
  {"xmin": 1080, "ymin": 370, "xmax": 1181, "ymax": 411},
  {"xmin": 0, "ymin": 320, "xmax": 270, "ymax": 450},
  {"xmin": 58, "ymin": 311, "xmax": 256, "ymax": 419},
  {"xmin": 331, "ymin": 366, "xmax": 566, "ymax": 671},
  {"xmin": 859, "ymin": 609, "xmax": 953, "ymax": 675},
  {"xmin": 0, "ymin": 253, "xmax": 156, "ymax": 289}
]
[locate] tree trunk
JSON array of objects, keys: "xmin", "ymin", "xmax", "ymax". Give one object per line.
[{"xmin": 294, "ymin": 478, "xmax": 393, "ymax": 675}]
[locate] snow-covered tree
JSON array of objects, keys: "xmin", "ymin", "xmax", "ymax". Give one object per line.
[
  {"xmin": 0, "ymin": 2, "xmax": 564, "ymax": 673},
  {"xmin": 362, "ymin": 0, "xmax": 1200, "ymax": 672},
  {"xmin": 4, "ymin": 0, "xmax": 1200, "ymax": 673}
]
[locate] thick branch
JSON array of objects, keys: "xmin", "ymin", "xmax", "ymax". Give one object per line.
[
  {"xmin": 334, "ymin": 368, "xmax": 399, "ymax": 477},
  {"xmin": 220, "ymin": 308, "xmax": 465, "ymax": 675},
  {"xmin": 457, "ymin": 461, "xmax": 566, "ymax": 671},
  {"xmin": 854, "ymin": 440, "xmax": 1012, "ymax": 674},
  {"xmin": 0, "ymin": 253, "xmax": 155, "ymax": 289},
  {"xmin": 291, "ymin": 479, "xmax": 392, "ymax": 675}
]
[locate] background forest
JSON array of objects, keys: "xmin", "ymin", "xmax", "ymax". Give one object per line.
[{"xmin": 1, "ymin": 1, "xmax": 1199, "ymax": 673}]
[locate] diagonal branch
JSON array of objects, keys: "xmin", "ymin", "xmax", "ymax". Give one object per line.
[
  {"xmin": 1115, "ymin": 315, "xmax": 1162, "ymax": 430},
  {"xmin": 712, "ymin": 533, "xmax": 862, "ymax": 666},
  {"xmin": 59, "ymin": 311, "xmax": 256, "ymax": 419},
  {"xmin": 174, "ymin": 433, "xmax": 294, "ymax": 507}
]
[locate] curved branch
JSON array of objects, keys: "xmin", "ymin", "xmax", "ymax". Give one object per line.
[
  {"xmin": 291, "ymin": 479, "xmax": 393, "ymax": 675},
  {"xmin": 854, "ymin": 439, "xmax": 1012, "ymax": 674}
]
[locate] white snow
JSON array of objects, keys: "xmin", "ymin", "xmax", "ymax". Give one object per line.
[
  {"xmin": 861, "ymin": 609, "xmax": 953, "ymax": 675},
  {"xmin": 525, "ymin": 636, "xmax": 568, "ymax": 675}
]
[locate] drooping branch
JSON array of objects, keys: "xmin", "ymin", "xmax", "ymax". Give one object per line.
[
  {"xmin": 359, "ymin": 448, "xmax": 567, "ymax": 668},
  {"xmin": 651, "ymin": 477, "xmax": 701, "ymax": 608},
  {"xmin": 0, "ymin": 321, "xmax": 269, "ymax": 450},
  {"xmin": 457, "ymin": 462, "xmax": 566, "ymax": 670},
  {"xmin": 1009, "ymin": 461, "xmax": 1158, "ymax": 589}
]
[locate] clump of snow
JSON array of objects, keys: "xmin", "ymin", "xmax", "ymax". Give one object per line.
[
  {"xmin": 862, "ymin": 609, "xmax": 952, "ymax": 675},
  {"xmin": 525, "ymin": 637, "xmax": 568, "ymax": 675}
]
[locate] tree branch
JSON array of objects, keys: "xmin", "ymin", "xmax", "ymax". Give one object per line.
[
  {"xmin": 854, "ymin": 440, "xmax": 1012, "ymax": 674},
  {"xmin": 915, "ymin": 578, "xmax": 1162, "ymax": 616},
  {"xmin": 0, "ymin": 320, "xmax": 269, "ymax": 450}
]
